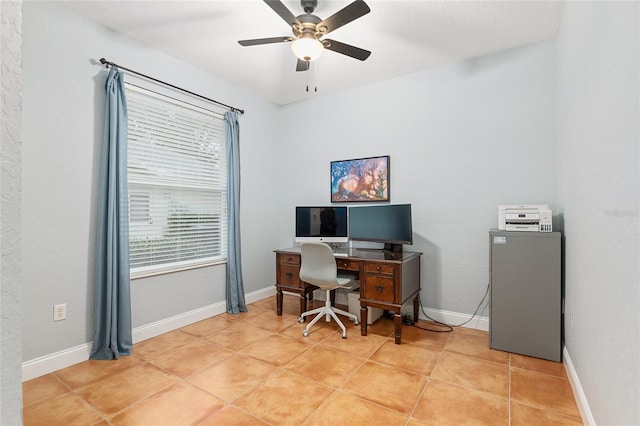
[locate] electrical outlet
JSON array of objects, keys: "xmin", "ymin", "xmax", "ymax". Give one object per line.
[{"xmin": 53, "ymin": 303, "xmax": 66, "ymax": 321}]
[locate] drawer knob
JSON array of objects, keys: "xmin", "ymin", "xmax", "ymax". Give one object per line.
[
  {"xmin": 375, "ymin": 285, "xmax": 383, "ymax": 294},
  {"xmin": 376, "ymin": 266, "xmax": 382, "ymax": 271},
  {"xmin": 286, "ymin": 272, "xmax": 293, "ymax": 279}
]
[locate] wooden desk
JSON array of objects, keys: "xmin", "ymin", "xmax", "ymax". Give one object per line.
[{"xmin": 274, "ymin": 247, "xmax": 422, "ymax": 344}]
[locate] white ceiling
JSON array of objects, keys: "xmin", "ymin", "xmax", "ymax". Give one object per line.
[{"xmin": 61, "ymin": 0, "xmax": 566, "ymax": 105}]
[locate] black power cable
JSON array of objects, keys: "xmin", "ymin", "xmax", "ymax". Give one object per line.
[{"xmin": 411, "ymin": 282, "xmax": 491, "ymax": 333}]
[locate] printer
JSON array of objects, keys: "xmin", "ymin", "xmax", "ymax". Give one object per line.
[{"xmin": 498, "ymin": 204, "xmax": 553, "ymax": 232}]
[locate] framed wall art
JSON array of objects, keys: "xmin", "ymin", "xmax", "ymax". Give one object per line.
[{"xmin": 330, "ymin": 155, "xmax": 390, "ymax": 203}]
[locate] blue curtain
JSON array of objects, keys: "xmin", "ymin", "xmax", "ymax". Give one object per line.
[
  {"xmin": 225, "ymin": 111, "xmax": 247, "ymax": 314},
  {"xmin": 90, "ymin": 68, "xmax": 133, "ymax": 360}
]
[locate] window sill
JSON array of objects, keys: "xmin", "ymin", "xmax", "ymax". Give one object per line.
[{"xmin": 131, "ymin": 259, "xmax": 227, "ymax": 280}]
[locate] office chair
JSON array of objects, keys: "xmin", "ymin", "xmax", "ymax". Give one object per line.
[{"xmin": 298, "ymin": 242, "xmax": 359, "ymax": 338}]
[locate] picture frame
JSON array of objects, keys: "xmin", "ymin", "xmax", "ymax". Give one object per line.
[{"xmin": 330, "ymin": 155, "xmax": 390, "ymax": 203}]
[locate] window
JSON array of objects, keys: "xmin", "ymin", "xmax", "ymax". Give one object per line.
[{"xmin": 125, "ymin": 84, "xmax": 227, "ymax": 276}]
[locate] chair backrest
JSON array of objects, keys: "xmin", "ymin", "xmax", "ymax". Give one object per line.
[{"xmin": 299, "ymin": 243, "xmax": 338, "ymax": 288}]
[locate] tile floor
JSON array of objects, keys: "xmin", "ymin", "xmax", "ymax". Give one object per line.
[{"xmin": 23, "ymin": 295, "xmax": 583, "ymax": 425}]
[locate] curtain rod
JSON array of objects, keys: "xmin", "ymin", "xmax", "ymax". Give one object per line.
[{"xmin": 99, "ymin": 58, "xmax": 245, "ymax": 115}]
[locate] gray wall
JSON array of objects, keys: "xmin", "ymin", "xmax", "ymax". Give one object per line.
[
  {"xmin": 279, "ymin": 40, "xmax": 558, "ymax": 317},
  {"xmin": 20, "ymin": 1, "xmax": 281, "ymax": 361},
  {"xmin": 557, "ymin": 2, "xmax": 640, "ymax": 425}
]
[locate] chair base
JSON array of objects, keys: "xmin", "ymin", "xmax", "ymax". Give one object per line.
[{"xmin": 299, "ymin": 290, "xmax": 359, "ymax": 338}]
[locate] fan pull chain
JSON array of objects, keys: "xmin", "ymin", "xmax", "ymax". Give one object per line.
[{"xmin": 305, "ymin": 61, "xmax": 318, "ymax": 93}]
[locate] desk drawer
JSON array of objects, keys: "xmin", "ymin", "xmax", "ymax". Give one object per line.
[
  {"xmin": 365, "ymin": 262, "xmax": 394, "ymax": 275},
  {"xmin": 278, "ymin": 264, "xmax": 302, "ymax": 288},
  {"xmin": 278, "ymin": 253, "xmax": 300, "ymax": 266},
  {"xmin": 336, "ymin": 259, "xmax": 360, "ymax": 272},
  {"xmin": 363, "ymin": 276, "xmax": 395, "ymax": 302}
]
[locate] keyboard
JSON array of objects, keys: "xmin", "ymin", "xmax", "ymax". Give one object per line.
[{"xmin": 333, "ymin": 252, "xmax": 348, "ymax": 257}]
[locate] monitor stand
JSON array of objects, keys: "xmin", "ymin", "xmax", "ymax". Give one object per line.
[{"xmin": 384, "ymin": 243, "xmax": 403, "ymax": 252}]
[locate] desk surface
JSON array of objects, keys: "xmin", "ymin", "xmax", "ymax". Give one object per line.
[{"xmin": 275, "ymin": 246, "xmax": 422, "ymax": 263}]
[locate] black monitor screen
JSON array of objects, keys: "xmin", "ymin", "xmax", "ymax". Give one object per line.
[
  {"xmin": 348, "ymin": 204, "xmax": 413, "ymax": 245},
  {"xmin": 295, "ymin": 206, "xmax": 348, "ymax": 243}
]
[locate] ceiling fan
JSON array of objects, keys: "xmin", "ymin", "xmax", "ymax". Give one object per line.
[{"xmin": 238, "ymin": 0, "xmax": 371, "ymax": 72}]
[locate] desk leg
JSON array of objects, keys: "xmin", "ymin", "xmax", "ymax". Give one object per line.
[
  {"xmin": 413, "ymin": 294, "xmax": 420, "ymax": 323},
  {"xmin": 394, "ymin": 312, "xmax": 403, "ymax": 344},
  {"xmin": 300, "ymin": 293, "xmax": 308, "ymax": 317},
  {"xmin": 360, "ymin": 306, "xmax": 368, "ymax": 336},
  {"xmin": 276, "ymin": 287, "xmax": 283, "ymax": 316}
]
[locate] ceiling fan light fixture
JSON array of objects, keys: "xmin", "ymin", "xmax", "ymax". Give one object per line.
[{"xmin": 291, "ymin": 36, "xmax": 324, "ymax": 62}]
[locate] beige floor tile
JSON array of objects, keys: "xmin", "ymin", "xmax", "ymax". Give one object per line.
[
  {"xmin": 320, "ymin": 328, "xmax": 387, "ymax": 358},
  {"xmin": 306, "ymin": 391, "xmax": 409, "ymax": 425},
  {"xmin": 284, "ymin": 345, "xmax": 365, "ymax": 388},
  {"xmin": 406, "ymin": 418, "xmax": 434, "ymax": 426},
  {"xmin": 204, "ymin": 323, "xmax": 275, "ymax": 352},
  {"xmin": 366, "ymin": 316, "xmax": 396, "ymax": 337},
  {"xmin": 234, "ymin": 370, "xmax": 334, "ymax": 425},
  {"xmin": 225, "ymin": 307, "xmax": 271, "ymax": 323},
  {"xmin": 53, "ymin": 355, "xmax": 145, "ymax": 390},
  {"xmin": 179, "ymin": 314, "xmax": 235, "ymax": 337},
  {"xmin": 241, "ymin": 309, "xmax": 302, "ymax": 332},
  {"xmin": 133, "ymin": 330, "xmax": 200, "ymax": 360},
  {"xmin": 186, "ymin": 354, "xmax": 277, "ymax": 402},
  {"xmin": 200, "ymin": 405, "xmax": 270, "ymax": 425},
  {"xmin": 445, "ymin": 330, "xmax": 509, "ymax": 364},
  {"xmin": 342, "ymin": 360, "xmax": 428, "ymax": 414},
  {"xmin": 452, "ymin": 326, "xmax": 491, "ymax": 338},
  {"xmin": 511, "ymin": 368, "xmax": 580, "ymax": 418},
  {"xmin": 23, "ymin": 392, "xmax": 104, "ymax": 426},
  {"xmin": 75, "ymin": 362, "xmax": 178, "ymax": 417},
  {"xmin": 247, "ymin": 296, "xmax": 279, "ymax": 312},
  {"xmin": 239, "ymin": 333, "xmax": 312, "ymax": 366},
  {"xmin": 431, "ymin": 352, "xmax": 509, "ymax": 398},
  {"xmin": 511, "ymin": 353, "xmax": 567, "ymax": 378},
  {"xmin": 398, "ymin": 322, "xmax": 452, "ymax": 349},
  {"xmin": 370, "ymin": 340, "xmax": 440, "ymax": 375},
  {"xmin": 22, "ymin": 374, "xmax": 69, "ymax": 408},
  {"xmin": 148, "ymin": 339, "xmax": 233, "ymax": 377},
  {"xmin": 110, "ymin": 382, "xmax": 224, "ymax": 425},
  {"xmin": 278, "ymin": 320, "xmax": 336, "ymax": 341},
  {"xmin": 21, "ymin": 296, "xmax": 585, "ymax": 426},
  {"xmin": 511, "ymin": 401, "xmax": 583, "ymax": 426},
  {"xmin": 413, "ymin": 379, "xmax": 508, "ymax": 426}
]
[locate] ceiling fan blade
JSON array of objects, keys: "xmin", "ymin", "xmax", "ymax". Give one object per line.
[
  {"xmin": 238, "ymin": 36, "xmax": 293, "ymax": 46},
  {"xmin": 264, "ymin": 0, "xmax": 301, "ymax": 28},
  {"xmin": 296, "ymin": 59, "xmax": 310, "ymax": 72},
  {"xmin": 322, "ymin": 39, "xmax": 371, "ymax": 61},
  {"xmin": 317, "ymin": 0, "xmax": 370, "ymax": 35}
]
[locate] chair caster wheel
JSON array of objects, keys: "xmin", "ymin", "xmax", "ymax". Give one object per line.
[
  {"xmin": 303, "ymin": 330, "xmax": 309, "ymax": 337},
  {"xmin": 298, "ymin": 317, "xmax": 304, "ymax": 323}
]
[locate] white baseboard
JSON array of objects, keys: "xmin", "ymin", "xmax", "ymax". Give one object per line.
[
  {"xmin": 22, "ymin": 286, "xmax": 276, "ymax": 382},
  {"xmin": 419, "ymin": 307, "xmax": 489, "ymax": 331},
  {"xmin": 563, "ymin": 347, "xmax": 595, "ymax": 426},
  {"xmin": 22, "ymin": 343, "xmax": 94, "ymax": 382}
]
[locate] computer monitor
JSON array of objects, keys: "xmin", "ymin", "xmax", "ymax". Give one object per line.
[
  {"xmin": 295, "ymin": 206, "xmax": 349, "ymax": 243},
  {"xmin": 348, "ymin": 204, "xmax": 413, "ymax": 252}
]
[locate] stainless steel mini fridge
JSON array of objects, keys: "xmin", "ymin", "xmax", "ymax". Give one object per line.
[{"xmin": 489, "ymin": 229, "xmax": 562, "ymax": 362}]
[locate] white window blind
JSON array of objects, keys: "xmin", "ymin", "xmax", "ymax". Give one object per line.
[{"xmin": 125, "ymin": 84, "xmax": 227, "ymax": 276}]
